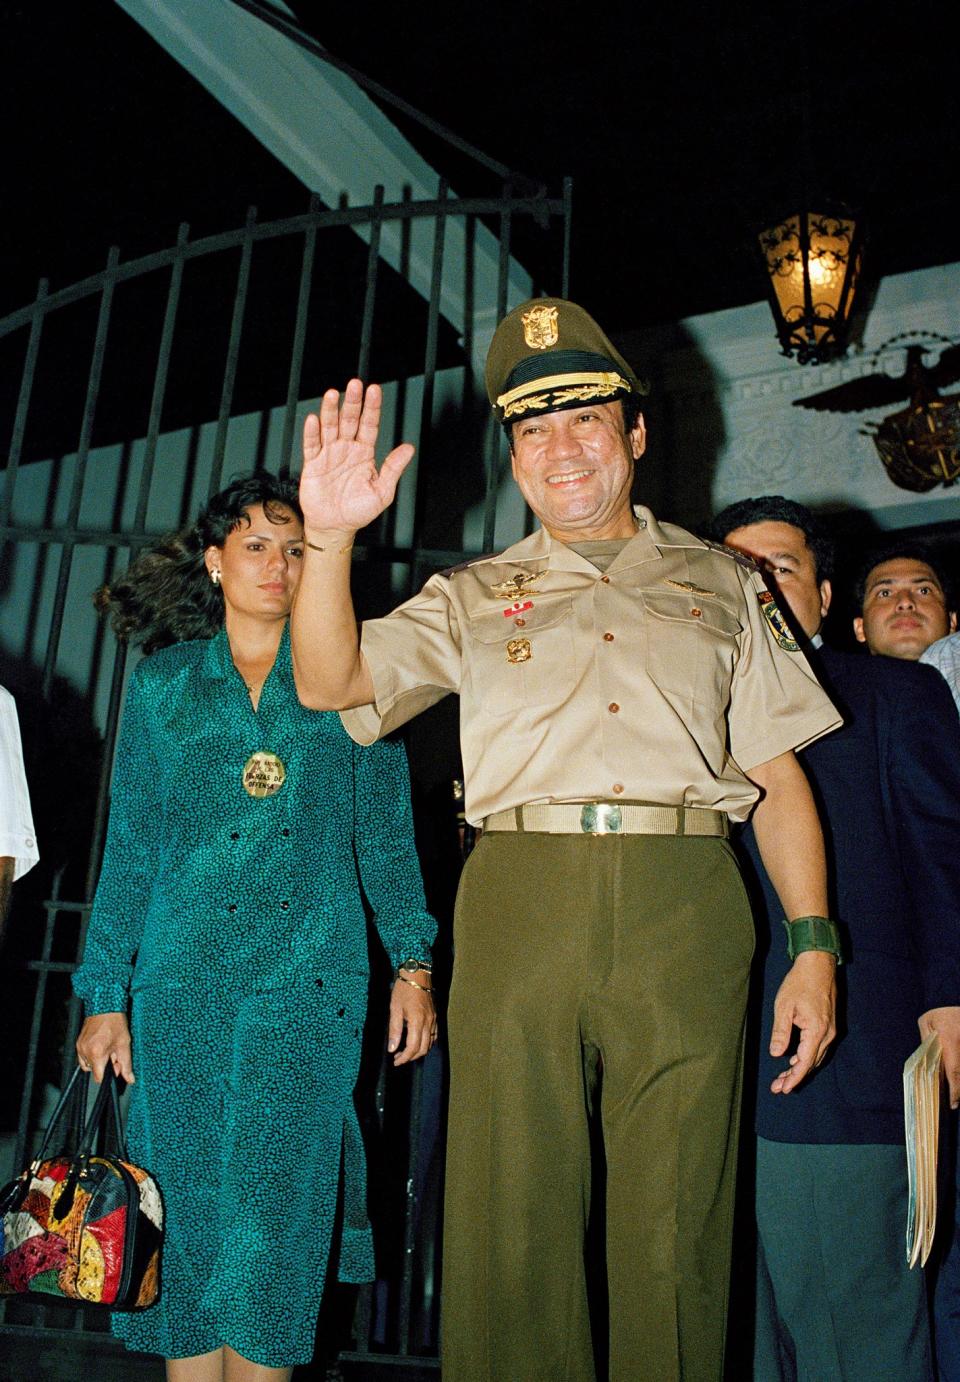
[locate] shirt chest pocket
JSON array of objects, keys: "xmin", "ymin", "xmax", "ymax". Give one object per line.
[
  {"xmin": 639, "ymin": 590, "xmax": 742, "ymax": 700},
  {"xmin": 465, "ymin": 596, "xmax": 575, "ymax": 716}
]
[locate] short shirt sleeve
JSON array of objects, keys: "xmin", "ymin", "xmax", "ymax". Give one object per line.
[
  {"xmin": 0, "ymin": 687, "xmax": 39, "ymax": 881},
  {"xmin": 340, "ymin": 572, "xmax": 462, "ymax": 745},
  {"xmin": 727, "ymin": 569, "xmax": 842, "ymax": 772}
]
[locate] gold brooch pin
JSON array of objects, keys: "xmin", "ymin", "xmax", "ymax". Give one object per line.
[
  {"xmin": 490, "ymin": 571, "xmax": 546, "ymax": 601},
  {"xmin": 242, "ymin": 751, "xmax": 286, "ymax": 798},
  {"xmin": 506, "ymin": 638, "xmax": 532, "ymax": 664}
]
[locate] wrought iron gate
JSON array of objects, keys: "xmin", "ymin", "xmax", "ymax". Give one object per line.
[{"xmin": 0, "ymin": 178, "xmax": 571, "ymax": 1366}]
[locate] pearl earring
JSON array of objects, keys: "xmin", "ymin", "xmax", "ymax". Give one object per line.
[{"xmin": 211, "ymin": 569, "xmax": 221, "ymax": 586}]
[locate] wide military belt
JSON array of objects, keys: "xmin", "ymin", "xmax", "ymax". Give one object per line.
[{"xmin": 482, "ymin": 803, "xmax": 729, "ymax": 837}]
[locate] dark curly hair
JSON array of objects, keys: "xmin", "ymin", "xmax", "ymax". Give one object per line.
[{"xmin": 95, "ymin": 473, "xmax": 302, "ymax": 653}]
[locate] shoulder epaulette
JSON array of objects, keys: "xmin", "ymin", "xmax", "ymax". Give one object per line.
[
  {"xmin": 440, "ymin": 551, "xmax": 506, "ymax": 578},
  {"xmin": 700, "ymin": 538, "xmax": 759, "ymax": 573}
]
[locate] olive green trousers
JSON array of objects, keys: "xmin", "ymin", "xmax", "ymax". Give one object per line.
[{"xmin": 442, "ymin": 831, "xmax": 754, "ymax": 1382}]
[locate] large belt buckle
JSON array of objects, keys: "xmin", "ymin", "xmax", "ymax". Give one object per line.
[{"xmin": 580, "ymin": 803, "xmax": 622, "ymax": 834}]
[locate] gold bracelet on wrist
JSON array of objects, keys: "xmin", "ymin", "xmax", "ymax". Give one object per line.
[
  {"xmin": 396, "ymin": 972, "xmax": 433, "ymax": 994},
  {"xmin": 305, "ymin": 538, "xmax": 354, "ymax": 554}
]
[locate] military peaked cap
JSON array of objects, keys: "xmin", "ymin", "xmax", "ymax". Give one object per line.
[{"xmin": 485, "ymin": 297, "xmax": 648, "ymax": 425}]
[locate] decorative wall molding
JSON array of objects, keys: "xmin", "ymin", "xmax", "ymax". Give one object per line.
[{"xmin": 632, "ymin": 262, "xmax": 960, "ymax": 529}]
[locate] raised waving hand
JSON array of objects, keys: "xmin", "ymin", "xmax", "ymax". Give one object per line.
[{"xmin": 300, "ymin": 379, "xmax": 415, "ymax": 534}]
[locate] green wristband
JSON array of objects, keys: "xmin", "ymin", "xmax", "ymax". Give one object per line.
[{"xmin": 783, "ymin": 915, "xmax": 843, "ymax": 965}]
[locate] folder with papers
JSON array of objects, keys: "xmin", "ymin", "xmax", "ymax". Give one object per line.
[{"xmin": 904, "ymin": 1032, "xmax": 944, "ymax": 1268}]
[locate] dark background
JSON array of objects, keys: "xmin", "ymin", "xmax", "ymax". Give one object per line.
[{"xmin": 3, "ymin": 0, "xmax": 957, "ymax": 333}]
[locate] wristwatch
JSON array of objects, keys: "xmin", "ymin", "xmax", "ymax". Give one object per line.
[{"xmin": 399, "ymin": 957, "xmax": 432, "ymax": 975}]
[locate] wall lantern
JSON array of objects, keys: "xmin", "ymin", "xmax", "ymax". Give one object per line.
[{"xmin": 758, "ymin": 208, "xmax": 864, "ymax": 364}]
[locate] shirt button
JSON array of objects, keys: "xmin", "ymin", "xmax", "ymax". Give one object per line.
[
  {"xmin": 280, "ymin": 901, "xmax": 290, "ymax": 911},
  {"xmin": 281, "ymin": 828, "xmax": 290, "ymax": 837},
  {"xmin": 228, "ymin": 904, "xmax": 237, "ymax": 914},
  {"xmin": 690, "ymin": 607, "xmax": 702, "ymax": 618},
  {"xmin": 514, "ymin": 617, "xmax": 526, "ymax": 627},
  {"xmin": 230, "ymin": 831, "xmax": 239, "ymax": 840},
  {"xmin": 603, "ymin": 632, "xmax": 615, "ymax": 642},
  {"xmin": 601, "ymin": 575, "xmax": 611, "ymax": 584},
  {"xmin": 612, "ymin": 782, "xmax": 624, "ymax": 795},
  {"xmin": 608, "ymin": 702, "xmax": 620, "ymax": 713}
]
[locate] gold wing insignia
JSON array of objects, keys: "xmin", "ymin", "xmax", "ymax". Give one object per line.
[
  {"xmin": 490, "ymin": 570, "xmax": 547, "ymax": 600},
  {"xmin": 663, "ymin": 578, "xmax": 717, "ymax": 597}
]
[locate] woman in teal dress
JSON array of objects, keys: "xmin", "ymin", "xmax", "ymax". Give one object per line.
[{"xmin": 73, "ymin": 474, "xmax": 436, "ymax": 1382}]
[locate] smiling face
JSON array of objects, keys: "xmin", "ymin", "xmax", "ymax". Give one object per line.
[
  {"xmin": 509, "ymin": 401, "xmax": 647, "ymax": 541},
  {"xmin": 853, "ymin": 557, "xmax": 957, "ymax": 659},
  {"xmin": 204, "ymin": 502, "xmax": 304, "ymax": 626},
  {"xmin": 722, "ymin": 519, "xmax": 831, "ymax": 640}
]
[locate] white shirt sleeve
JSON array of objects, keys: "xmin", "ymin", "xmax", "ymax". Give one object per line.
[
  {"xmin": 0, "ymin": 686, "xmax": 39, "ymax": 881},
  {"xmin": 920, "ymin": 633, "xmax": 960, "ymax": 717}
]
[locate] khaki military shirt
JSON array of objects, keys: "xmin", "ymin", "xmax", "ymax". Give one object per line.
[{"xmin": 342, "ymin": 507, "xmax": 841, "ymax": 825}]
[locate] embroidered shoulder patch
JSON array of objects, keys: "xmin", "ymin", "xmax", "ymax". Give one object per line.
[
  {"xmin": 758, "ymin": 589, "xmax": 799, "ymax": 652},
  {"xmin": 700, "ymin": 538, "xmax": 759, "ymax": 573}
]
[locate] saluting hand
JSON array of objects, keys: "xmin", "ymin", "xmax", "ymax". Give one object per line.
[{"xmin": 300, "ymin": 380, "xmax": 415, "ymax": 535}]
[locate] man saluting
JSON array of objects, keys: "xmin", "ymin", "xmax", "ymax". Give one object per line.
[{"xmin": 291, "ymin": 298, "xmax": 842, "ymax": 1382}]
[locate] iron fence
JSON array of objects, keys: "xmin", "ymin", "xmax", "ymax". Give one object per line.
[{"xmin": 0, "ymin": 177, "xmax": 571, "ymax": 1366}]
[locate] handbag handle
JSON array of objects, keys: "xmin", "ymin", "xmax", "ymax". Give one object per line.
[
  {"xmin": 29, "ymin": 1065, "xmax": 87, "ymax": 1168},
  {"xmin": 0, "ymin": 1066, "xmax": 130, "ymax": 1220},
  {"xmin": 29, "ymin": 1065, "xmax": 129, "ymax": 1171},
  {"xmin": 76, "ymin": 1064, "xmax": 130, "ymax": 1163}
]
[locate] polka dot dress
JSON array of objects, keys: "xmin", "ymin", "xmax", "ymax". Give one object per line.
[{"xmin": 73, "ymin": 625, "xmax": 434, "ymax": 1366}]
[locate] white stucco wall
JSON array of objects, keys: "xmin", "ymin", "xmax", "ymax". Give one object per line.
[{"xmin": 624, "ymin": 261, "xmax": 960, "ymax": 531}]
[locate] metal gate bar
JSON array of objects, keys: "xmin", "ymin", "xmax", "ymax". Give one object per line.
[
  {"xmin": 278, "ymin": 194, "xmax": 321, "ymax": 478},
  {"xmin": 0, "ymin": 279, "xmax": 47, "ymax": 530},
  {"xmin": 209, "ymin": 206, "xmax": 258, "ymax": 497},
  {"xmin": 136, "ymin": 223, "xmax": 191, "ymax": 532},
  {"xmin": 409, "ymin": 180, "xmax": 448, "ymax": 592}
]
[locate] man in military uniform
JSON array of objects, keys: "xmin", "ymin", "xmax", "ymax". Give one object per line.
[{"xmin": 291, "ymin": 299, "xmax": 842, "ymax": 1382}]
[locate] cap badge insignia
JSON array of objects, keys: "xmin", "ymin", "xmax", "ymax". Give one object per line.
[
  {"xmin": 522, "ymin": 305, "xmax": 559, "ymax": 350},
  {"xmin": 758, "ymin": 590, "xmax": 799, "ymax": 652},
  {"xmin": 506, "ymin": 638, "xmax": 532, "ymax": 664},
  {"xmin": 664, "ymin": 578, "xmax": 717, "ymax": 597},
  {"xmin": 490, "ymin": 570, "xmax": 546, "ymax": 600},
  {"xmin": 242, "ymin": 751, "xmax": 287, "ymax": 798}
]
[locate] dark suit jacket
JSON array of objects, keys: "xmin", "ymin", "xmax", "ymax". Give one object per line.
[{"xmin": 742, "ymin": 646, "xmax": 960, "ymax": 1144}]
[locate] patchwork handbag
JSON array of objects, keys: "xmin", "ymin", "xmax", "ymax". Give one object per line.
[{"xmin": 0, "ymin": 1065, "xmax": 163, "ymax": 1309}]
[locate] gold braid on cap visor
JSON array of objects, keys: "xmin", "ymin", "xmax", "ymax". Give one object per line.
[{"xmin": 497, "ymin": 371, "xmax": 631, "ymax": 419}]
